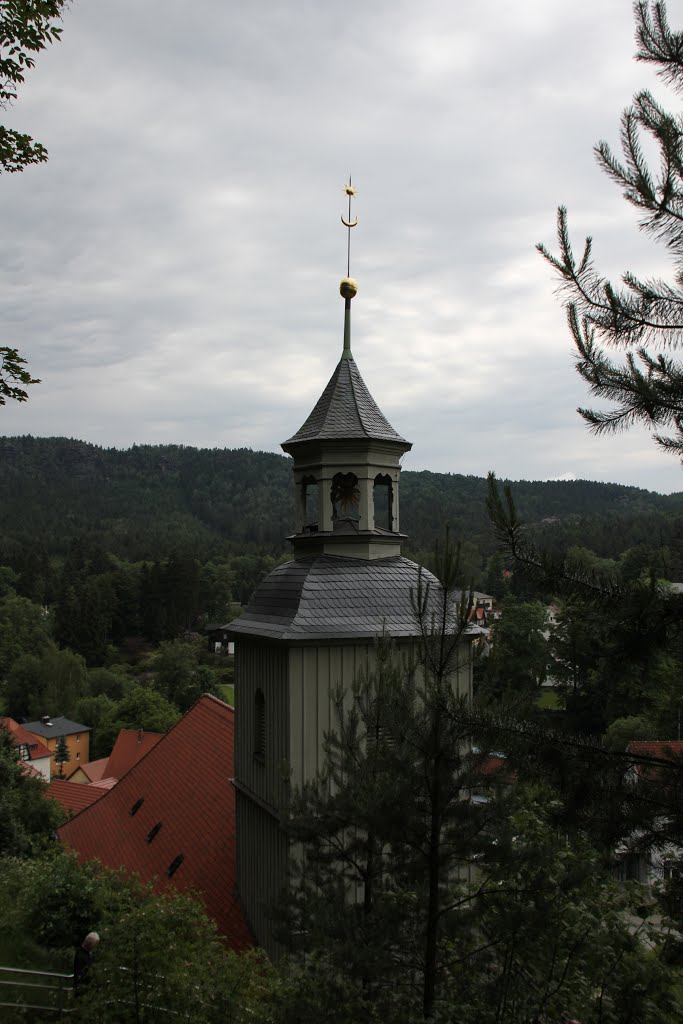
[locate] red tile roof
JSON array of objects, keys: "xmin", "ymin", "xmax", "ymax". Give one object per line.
[
  {"xmin": 0, "ymin": 716, "xmax": 52, "ymax": 761},
  {"xmin": 48, "ymin": 779, "xmax": 108, "ymax": 815},
  {"xmin": 89, "ymin": 777, "xmax": 117, "ymax": 790},
  {"xmin": 479, "ymin": 755, "xmax": 517, "ymax": 784},
  {"xmin": 627, "ymin": 740, "xmax": 683, "ymax": 761},
  {"xmin": 58, "ymin": 695, "xmax": 251, "ymax": 950},
  {"xmin": 105, "ymin": 729, "xmax": 164, "ymax": 781},
  {"xmin": 68, "ymin": 757, "xmax": 109, "ymax": 783}
]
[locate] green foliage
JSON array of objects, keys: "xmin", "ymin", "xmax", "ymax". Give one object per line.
[
  {"xmin": 74, "ymin": 694, "xmax": 118, "ymax": 758},
  {"xmin": 284, "ymin": 538, "xmax": 496, "ymax": 1019},
  {"xmin": 92, "ymin": 684, "xmax": 180, "ymax": 755},
  {"xmin": 0, "ymin": 346, "xmax": 40, "ymax": 403},
  {"xmin": 537, "ymin": 1, "xmax": 683, "ymax": 455},
  {"xmin": 151, "ymin": 635, "xmax": 214, "ymax": 712},
  {"xmin": 460, "ymin": 788, "xmax": 677, "ymax": 1023},
  {"xmin": 0, "ymin": 0, "xmax": 66, "ymax": 172},
  {"xmin": 476, "ymin": 600, "xmax": 549, "ymax": 708},
  {"xmin": 10, "ymin": 848, "xmax": 141, "ymax": 950},
  {"xmin": 4, "ymin": 644, "xmax": 88, "ymax": 720},
  {"xmin": 76, "ymin": 889, "xmax": 273, "ymax": 1024},
  {"xmin": 0, "ymin": 439, "xmax": 680, "ymax": 577},
  {"xmin": 0, "ymin": 730, "xmax": 63, "ymax": 856},
  {"xmin": 604, "ymin": 714, "xmax": 659, "ymax": 751},
  {"xmin": 0, "ymin": 592, "xmax": 51, "ymax": 680},
  {"xmin": 0, "ymin": 848, "xmax": 277, "ymax": 1021}
]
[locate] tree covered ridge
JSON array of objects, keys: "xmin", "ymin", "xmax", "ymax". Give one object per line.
[{"xmin": 0, "ymin": 436, "xmax": 680, "ymax": 564}]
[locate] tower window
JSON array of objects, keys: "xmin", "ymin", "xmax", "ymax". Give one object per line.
[
  {"xmin": 302, "ymin": 476, "xmax": 319, "ymax": 532},
  {"xmin": 254, "ymin": 689, "xmax": 265, "ymax": 762},
  {"xmin": 129, "ymin": 798, "xmax": 144, "ymax": 816},
  {"xmin": 373, "ymin": 474, "xmax": 393, "ymax": 531},
  {"xmin": 331, "ymin": 472, "xmax": 360, "ymax": 522}
]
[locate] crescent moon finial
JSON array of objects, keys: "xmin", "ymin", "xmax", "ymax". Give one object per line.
[{"xmin": 341, "ymin": 176, "xmax": 358, "ymax": 278}]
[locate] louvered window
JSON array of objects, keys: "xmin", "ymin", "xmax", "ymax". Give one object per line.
[{"xmin": 254, "ymin": 689, "xmax": 265, "ymax": 762}]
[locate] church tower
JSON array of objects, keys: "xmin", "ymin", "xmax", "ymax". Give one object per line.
[{"xmin": 228, "ymin": 185, "xmax": 472, "ymax": 954}]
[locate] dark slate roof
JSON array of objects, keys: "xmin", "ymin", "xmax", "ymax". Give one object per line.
[
  {"xmin": 24, "ymin": 716, "xmax": 91, "ymax": 739},
  {"xmin": 283, "ymin": 357, "xmax": 409, "ymax": 447},
  {"xmin": 227, "ymin": 555, "xmax": 474, "ymax": 642}
]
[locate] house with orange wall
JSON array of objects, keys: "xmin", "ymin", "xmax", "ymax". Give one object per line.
[{"xmin": 23, "ymin": 715, "xmax": 91, "ymax": 776}]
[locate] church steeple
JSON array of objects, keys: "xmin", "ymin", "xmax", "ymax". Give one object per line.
[{"xmin": 281, "ymin": 181, "xmax": 412, "ymax": 560}]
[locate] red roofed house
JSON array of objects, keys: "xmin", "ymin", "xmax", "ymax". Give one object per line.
[
  {"xmin": 66, "ymin": 757, "xmax": 109, "ymax": 785},
  {"xmin": 48, "ymin": 778, "xmax": 109, "ymax": 816},
  {"xmin": 0, "ymin": 717, "xmax": 52, "ymax": 782},
  {"xmin": 104, "ymin": 728, "xmax": 163, "ymax": 780},
  {"xmin": 67, "ymin": 731, "xmax": 163, "ymax": 786},
  {"xmin": 58, "ymin": 694, "xmax": 251, "ymax": 950}
]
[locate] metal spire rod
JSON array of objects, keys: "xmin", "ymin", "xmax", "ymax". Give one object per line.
[{"xmin": 341, "ymin": 176, "xmax": 358, "ymax": 277}]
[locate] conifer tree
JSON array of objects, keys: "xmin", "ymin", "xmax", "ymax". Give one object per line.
[
  {"xmin": 538, "ymin": 1, "xmax": 683, "ymax": 454},
  {"xmin": 54, "ymin": 734, "xmax": 70, "ymax": 778},
  {"xmin": 282, "ymin": 537, "xmax": 503, "ymax": 1020}
]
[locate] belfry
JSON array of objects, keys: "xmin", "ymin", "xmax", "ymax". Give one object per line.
[{"xmin": 228, "ymin": 184, "xmax": 473, "ymax": 954}]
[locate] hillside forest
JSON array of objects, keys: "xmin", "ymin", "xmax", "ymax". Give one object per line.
[{"xmin": 0, "ymin": 435, "xmax": 681, "ymax": 750}]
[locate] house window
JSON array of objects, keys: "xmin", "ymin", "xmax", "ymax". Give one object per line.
[
  {"xmin": 129, "ymin": 798, "xmax": 144, "ymax": 816},
  {"xmin": 76, "ymin": 752, "xmax": 80, "ymax": 760},
  {"xmin": 331, "ymin": 472, "xmax": 360, "ymax": 522},
  {"xmin": 254, "ymin": 689, "xmax": 265, "ymax": 762},
  {"xmin": 76, "ymin": 734, "xmax": 80, "ymax": 743},
  {"xmin": 373, "ymin": 474, "xmax": 393, "ymax": 531}
]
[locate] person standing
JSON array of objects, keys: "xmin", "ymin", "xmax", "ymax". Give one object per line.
[{"xmin": 73, "ymin": 931, "xmax": 99, "ymax": 991}]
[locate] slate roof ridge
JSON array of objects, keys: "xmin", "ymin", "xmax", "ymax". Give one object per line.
[
  {"xmin": 23, "ymin": 715, "xmax": 91, "ymax": 739},
  {"xmin": 227, "ymin": 553, "xmax": 487, "ymax": 643},
  {"xmin": 283, "ymin": 356, "xmax": 408, "ymax": 446}
]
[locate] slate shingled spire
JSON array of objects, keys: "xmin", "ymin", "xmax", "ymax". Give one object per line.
[{"xmin": 282, "ymin": 357, "xmax": 408, "ymax": 447}]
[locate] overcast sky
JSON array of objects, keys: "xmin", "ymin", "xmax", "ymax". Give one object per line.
[{"xmin": 1, "ymin": 0, "xmax": 682, "ymax": 494}]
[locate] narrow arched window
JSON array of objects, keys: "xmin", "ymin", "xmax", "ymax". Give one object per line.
[
  {"xmin": 254, "ymin": 689, "xmax": 265, "ymax": 762},
  {"xmin": 302, "ymin": 475, "xmax": 319, "ymax": 532},
  {"xmin": 331, "ymin": 472, "xmax": 360, "ymax": 522},
  {"xmin": 373, "ymin": 474, "xmax": 393, "ymax": 531}
]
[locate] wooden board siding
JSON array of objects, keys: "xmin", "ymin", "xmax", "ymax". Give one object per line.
[
  {"xmin": 288, "ymin": 643, "xmax": 375, "ymax": 789},
  {"xmin": 235, "ymin": 789, "xmax": 288, "ymax": 958},
  {"xmin": 234, "ymin": 640, "xmax": 290, "ymax": 812}
]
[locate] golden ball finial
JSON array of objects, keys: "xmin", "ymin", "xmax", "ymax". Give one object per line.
[{"xmin": 340, "ymin": 277, "xmax": 358, "ymax": 300}]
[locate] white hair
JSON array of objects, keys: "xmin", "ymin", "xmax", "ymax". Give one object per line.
[{"xmin": 83, "ymin": 932, "xmax": 100, "ymax": 951}]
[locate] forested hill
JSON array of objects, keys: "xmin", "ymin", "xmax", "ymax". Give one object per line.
[{"xmin": 0, "ymin": 435, "xmax": 681, "ymax": 564}]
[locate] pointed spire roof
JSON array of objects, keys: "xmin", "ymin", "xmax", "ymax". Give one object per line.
[
  {"xmin": 282, "ymin": 356, "xmax": 409, "ymax": 448},
  {"xmin": 283, "ymin": 182, "xmax": 410, "ymax": 453}
]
